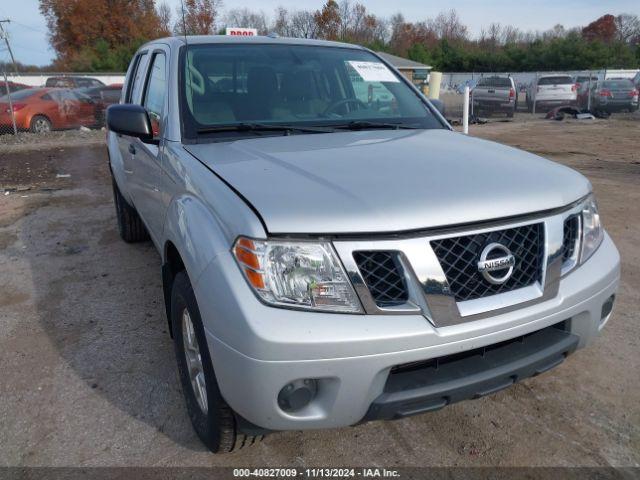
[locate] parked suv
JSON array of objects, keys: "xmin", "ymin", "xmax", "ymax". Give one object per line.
[
  {"xmin": 526, "ymin": 74, "xmax": 577, "ymax": 112},
  {"xmin": 471, "ymin": 76, "xmax": 517, "ymax": 117},
  {"xmin": 106, "ymin": 36, "xmax": 620, "ymax": 453}
]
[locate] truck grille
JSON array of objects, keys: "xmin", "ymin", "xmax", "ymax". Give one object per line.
[
  {"xmin": 562, "ymin": 215, "xmax": 580, "ymax": 263},
  {"xmin": 430, "ymin": 223, "xmax": 544, "ymax": 302},
  {"xmin": 353, "ymin": 251, "xmax": 409, "ymax": 307}
]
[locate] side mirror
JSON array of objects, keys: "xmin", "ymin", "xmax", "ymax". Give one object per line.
[
  {"xmin": 430, "ymin": 98, "xmax": 445, "ymax": 117},
  {"xmin": 106, "ymin": 104, "xmax": 153, "ymax": 142}
]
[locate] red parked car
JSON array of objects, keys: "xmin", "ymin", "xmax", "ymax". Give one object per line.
[
  {"xmin": 0, "ymin": 87, "xmax": 98, "ymax": 133},
  {"xmin": 76, "ymin": 83, "xmax": 123, "ymax": 126}
]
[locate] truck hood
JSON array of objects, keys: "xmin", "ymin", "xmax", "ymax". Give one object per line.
[{"xmin": 185, "ymin": 129, "xmax": 590, "ymax": 234}]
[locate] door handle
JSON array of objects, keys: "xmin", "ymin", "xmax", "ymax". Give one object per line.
[{"xmin": 128, "ymin": 144, "xmax": 136, "ymax": 155}]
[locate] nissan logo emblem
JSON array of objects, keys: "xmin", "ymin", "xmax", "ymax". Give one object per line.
[{"xmin": 477, "ymin": 243, "xmax": 516, "ymax": 285}]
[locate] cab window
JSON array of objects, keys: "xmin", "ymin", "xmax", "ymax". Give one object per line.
[
  {"xmin": 143, "ymin": 52, "xmax": 167, "ymax": 136},
  {"xmin": 127, "ymin": 52, "xmax": 148, "ymax": 104}
]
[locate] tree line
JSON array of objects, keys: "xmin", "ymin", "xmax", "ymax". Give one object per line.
[{"xmin": 20, "ymin": 0, "xmax": 640, "ymax": 72}]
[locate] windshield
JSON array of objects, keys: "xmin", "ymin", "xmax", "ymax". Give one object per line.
[{"xmin": 181, "ymin": 43, "xmax": 443, "ymax": 138}]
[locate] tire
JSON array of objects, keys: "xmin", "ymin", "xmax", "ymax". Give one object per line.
[
  {"xmin": 112, "ymin": 177, "xmax": 149, "ymax": 243},
  {"xmin": 171, "ymin": 271, "xmax": 261, "ymax": 453},
  {"xmin": 507, "ymin": 109, "xmax": 515, "ymax": 118},
  {"xmin": 30, "ymin": 115, "xmax": 52, "ymax": 134}
]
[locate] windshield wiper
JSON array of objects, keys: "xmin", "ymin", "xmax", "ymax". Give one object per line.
[
  {"xmin": 332, "ymin": 121, "xmax": 421, "ymax": 131},
  {"xmin": 196, "ymin": 123, "xmax": 334, "ymax": 135}
]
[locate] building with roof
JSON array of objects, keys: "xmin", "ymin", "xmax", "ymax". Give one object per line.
[{"xmin": 376, "ymin": 52, "xmax": 431, "ymax": 86}]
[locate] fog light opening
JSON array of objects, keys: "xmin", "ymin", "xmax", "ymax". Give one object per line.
[
  {"xmin": 601, "ymin": 295, "xmax": 615, "ymax": 321},
  {"xmin": 278, "ymin": 379, "xmax": 318, "ymax": 413}
]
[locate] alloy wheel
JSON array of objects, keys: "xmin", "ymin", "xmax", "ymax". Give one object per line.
[{"xmin": 182, "ymin": 308, "xmax": 208, "ymax": 414}]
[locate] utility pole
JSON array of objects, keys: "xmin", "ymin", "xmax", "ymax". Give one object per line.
[
  {"xmin": 0, "ymin": 19, "xmax": 19, "ymax": 135},
  {"xmin": 0, "ymin": 20, "xmax": 17, "ymax": 70}
]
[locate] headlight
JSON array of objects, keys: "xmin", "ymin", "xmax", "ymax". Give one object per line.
[
  {"xmin": 580, "ymin": 194, "xmax": 603, "ymax": 263},
  {"xmin": 233, "ymin": 237, "xmax": 363, "ymax": 313}
]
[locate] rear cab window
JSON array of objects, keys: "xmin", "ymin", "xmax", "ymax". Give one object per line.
[
  {"xmin": 125, "ymin": 51, "xmax": 149, "ymax": 104},
  {"xmin": 477, "ymin": 77, "xmax": 512, "ymax": 88},
  {"xmin": 538, "ymin": 76, "xmax": 573, "ymax": 86}
]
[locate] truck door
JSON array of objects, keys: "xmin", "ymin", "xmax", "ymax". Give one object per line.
[
  {"xmin": 117, "ymin": 51, "xmax": 149, "ymax": 189},
  {"xmin": 125, "ymin": 48, "xmax": 168, "ymax": 243}
]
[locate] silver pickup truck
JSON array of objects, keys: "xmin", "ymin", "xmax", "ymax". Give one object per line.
[
  {"xmin": 471, "ymin": 76, "xmax": 517, "ymax": 117},
  {"xmin": 106, "ymin": 35, "xmax": 620, "ymax": 453}
]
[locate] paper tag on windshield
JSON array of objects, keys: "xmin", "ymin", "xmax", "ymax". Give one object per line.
[{"xmin": 347, "ymin": 61, "xmax": 399, "ymax": 83}]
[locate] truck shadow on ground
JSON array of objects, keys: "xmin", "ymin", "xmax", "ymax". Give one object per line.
[
  {"xmin": 13, "ymin": 145, "xmax": 498, "ymax": 462},
  {"xmin": 18, "ymin": 146, "xmax": 211, "ymax": 453}
]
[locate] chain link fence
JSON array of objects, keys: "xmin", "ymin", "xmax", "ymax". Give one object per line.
[
  {"xmin": 2, "ymin": 65, "xmax": 639, "ymax": 136},
  {"xmin": 437, "ymin": 70, "xmax": 640, "ymax": 121}
]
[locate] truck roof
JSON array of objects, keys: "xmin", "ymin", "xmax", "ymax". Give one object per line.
[{"xmin": 142, "ymin": 35, "xmax": 365, "ymax": 50}]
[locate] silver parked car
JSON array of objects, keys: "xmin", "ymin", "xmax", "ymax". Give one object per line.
[
  {"xmin": 579, "ymin": 79, "xmax": 639, "ymax": 113},
  {"xmin": 106, "ymin": 36, "xmax": 620, "ymax": 453}
]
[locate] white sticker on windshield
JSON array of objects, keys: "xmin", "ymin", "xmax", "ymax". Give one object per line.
[{"xmin": 348, "ymin": 61, "xmax": 399, "ymax": 83}]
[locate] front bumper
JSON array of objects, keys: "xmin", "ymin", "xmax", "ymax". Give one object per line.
[{"xmin": 195, "ymin": 233, "xmax": 619, "ymax": 431}]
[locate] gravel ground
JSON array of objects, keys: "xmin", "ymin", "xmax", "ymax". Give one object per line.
[
  {"xmin": 0, "ymin": 129, "xmax": 105, "ymax": 155},
  {"xmin": 0, "ymin": 115, "xmax": 638, "ymax": 469}
]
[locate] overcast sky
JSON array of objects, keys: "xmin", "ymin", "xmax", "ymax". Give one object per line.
[{"xmin": 1, "ymin": 0, "xmax": 638, "ymax": 66}]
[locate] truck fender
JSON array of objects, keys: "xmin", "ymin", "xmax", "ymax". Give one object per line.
[{"xmin": 161, "ymin": 194, "xmax": 233, "ymax": 335}]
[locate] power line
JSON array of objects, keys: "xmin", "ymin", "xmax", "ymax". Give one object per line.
[
  {"xmin": 9, "ymin": 43, "xmax": 52, "ymax": 55},
  {"xmin": 9, "ymin": 19, "xmax": 49, "ymax": 35}
]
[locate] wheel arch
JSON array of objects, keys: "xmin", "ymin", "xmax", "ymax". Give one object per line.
[
  {"xmin": 29, "ymin": 113, "xmax": 53, "ymax": 131},
  {"xmin": 162, "ymin": 240, "xmax": 185, "ymax": 337},
  {"xmin": 161, "ymin": 194, "xmax": 235, "ymax": 337}
]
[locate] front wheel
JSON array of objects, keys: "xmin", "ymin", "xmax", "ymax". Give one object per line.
[
  {"xmin": 30, "ymin": 115, "xmax": 52, "ymax": 134},
  {"xmin": 171, "ymin": 271, "xmax": 261, "ymax": 453}
]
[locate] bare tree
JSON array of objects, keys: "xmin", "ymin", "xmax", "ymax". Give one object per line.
[
  {"xmin": 501, "ymin": 25, "xmax": 521, "ymax": 44},
  {"xmin": 428, "ymin": 9, "xmax": 468, "ymax": 42},
  {"xmin": 484, "ymin": 22, "xmax": 501, "ymax": 49},
  {"xmin": 273, "ymin": 7, "xmax": 292, "ymax": 37},
  {"xmin": 174, "ymin": 0, "xmax": 222, "ymax": 36},
  {"xmin": 290, "ymin": 10, "xmax": 318, "ymax": 38},
  {"xmin": 157, "ymin": 2, "xmax": 172, "ymax": 37},
  {"xmin": 615, "ymin": 13, "xmax": 640, "ymax": 44},
  {"xmin": 225, "ymin": 7, "xmax": 268, "ymax": 34},
  {"xmin": 338, "ymin": 0, "xmax": 352, "ymax": 40}
]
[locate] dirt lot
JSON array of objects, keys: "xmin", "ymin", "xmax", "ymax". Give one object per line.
[{"xmin": 0, "ymin": 116, "xmax": 639, "ymax": 469}]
